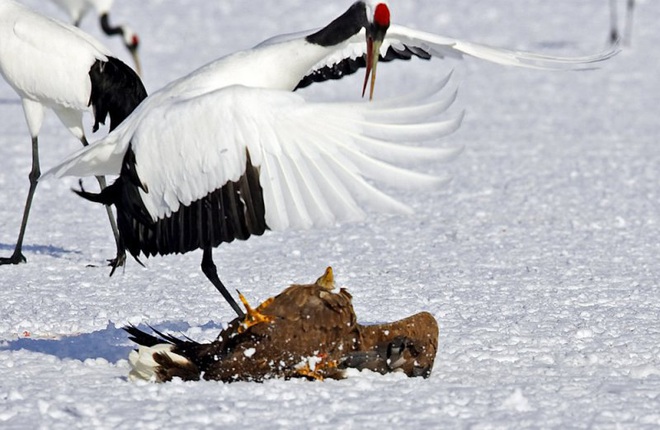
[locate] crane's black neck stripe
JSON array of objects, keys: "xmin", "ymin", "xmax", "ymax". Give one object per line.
[
  {"xmin": 88, "ymin": 57, "xmax": 147, "ymax": 132},
  {"xmin": 306, "ymin": 1, "xmax": 368, "ymax": 47},
  {"xmin": 100, "ymin": 13, "xmax": 122, "ymax": 37},
  {"xmin": 80, "ymin": 148, "xmax": 268, "ymax": 258}
]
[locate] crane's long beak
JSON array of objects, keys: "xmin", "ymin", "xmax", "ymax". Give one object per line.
[
  {"xmin": 362, "ymin": 36, "xmax": 383, "ymax": 101},
  {"xmin": 129, "ymin": 46, "xmax": 142, "ymax": 77}
]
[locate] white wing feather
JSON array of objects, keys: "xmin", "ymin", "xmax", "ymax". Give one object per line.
[
  {"xmin": 302, "ymin": 24, "xmax": 618, "ymax": 76},
  {"xmin": 46, "ymin": 76, "xmax": 462, "ymax": 232},
  {"xmin": 385, "ymin": 24, "xmax": 619, "ymax": 70}
]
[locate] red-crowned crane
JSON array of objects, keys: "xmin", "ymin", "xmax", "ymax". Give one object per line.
[
  {"xmin": 0, "ymin": 0, "xmax": 147, "ymax": 267},
  {"xmin": 45, "ymin": 1, "xmax": 618, "ymax": 317},
  {"xmin": 48, "ymin": 0, "xmax": 141, "ymax": 74}
]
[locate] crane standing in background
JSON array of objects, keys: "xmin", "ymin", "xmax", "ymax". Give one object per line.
[{"xmin": 0, "ymin": 0, "xmax": 147, "ymax": 268}]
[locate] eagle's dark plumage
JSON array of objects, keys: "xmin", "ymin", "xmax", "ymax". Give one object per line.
[{"xmin": 126, "ymin": 267, "xmax": 439, "ymax": 382}]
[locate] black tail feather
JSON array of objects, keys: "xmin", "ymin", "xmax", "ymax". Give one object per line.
[
  {"xmin": 73, "ymin": 179, "xmax": 119, "ymax": 206},
  {"xmin": 123, "ymin": 324, "xmax": 199, "ymax": 349},
  {"xmin": 124, "ymin": 324, "xmax": 166, "ymax": 348}
]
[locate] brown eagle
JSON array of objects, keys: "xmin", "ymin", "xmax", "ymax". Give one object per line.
[{"xmin": 125, "ymin": 267, "xmax": 439, "ymax": 382}]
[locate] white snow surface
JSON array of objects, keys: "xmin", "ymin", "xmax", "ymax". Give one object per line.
[{"xmin": 1, "ymin": 0, "xmax": 659, "ymax": 428}]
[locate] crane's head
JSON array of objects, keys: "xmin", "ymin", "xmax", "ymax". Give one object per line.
[
  {"xmin": 304, "ymin": 1, "xmax": 391, "ymax": 98},
  {"xmin": 362, "ymin": 1, "xmax": 390, "ymax": 100},
  {"xmin": 121, "ymin": 26, "xmax": 142, "ymax": 77},
  {"xmin": 99, "ymin": 13, "xmax": 142, "ymax": 76}
]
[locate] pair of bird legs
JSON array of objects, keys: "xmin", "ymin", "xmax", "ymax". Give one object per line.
[{"xmin": 0, "ymin": 135, "xmax": 125, "ymax": 269}]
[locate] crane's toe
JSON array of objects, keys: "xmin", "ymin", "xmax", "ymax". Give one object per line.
[
  {"xmin": 0, "ymin": 252, "xmax": 27, "ymax": 265},
  {"xmin": 108, "ymin": 249, "xmax": 127, "ymax": 276}
]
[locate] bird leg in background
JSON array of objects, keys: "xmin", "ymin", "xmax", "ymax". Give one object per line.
[
  {"xmin": 609, "ymin": 0, "xmax": 636, "ymax": 45},
  {"xmin": 0, "ymin": 136, "xmax": 40, "ymax": 265},
  {"xmin": 92, "ymin": 175, "xmax": 126, "ymax": 273},
  {"xmin": 609, "ymin": 0, "xmax": 619, "ymax": 44},
  {"xmin": 79, "ymin": 135, "xmax": 125, "ymax": 271},
  {"xmin": 201, "ymin": 247, "xmax": 246, "ymax": 318},
  {"xmin": 624, "ymin": 0, "xmax": 635, "ymax": 46}
]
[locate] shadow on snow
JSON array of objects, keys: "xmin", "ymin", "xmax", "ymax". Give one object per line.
[
  {"xmin": 0, "ymin": 242, "xmax": 82, "ymax": 259},
  {"xmin": 0, "ymin": 320, "xmax": 225, "ymax": 364}
]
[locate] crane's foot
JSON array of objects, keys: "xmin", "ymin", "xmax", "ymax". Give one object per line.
[
  {"xmin": 237, "ymin": 291, "xmax": 274, "ymax": 333},
  {"xmin": 108, "ymin": 249, "xmax": 127, "ymax": 276},
  {"xmin": 0, "ymin": 251, "xmax": 27, "ymax": 265}
]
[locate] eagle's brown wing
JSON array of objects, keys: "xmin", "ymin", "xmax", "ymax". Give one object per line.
[{"xmin": 204, "ymin": 282, "xmax": 361, "ymax": 381}]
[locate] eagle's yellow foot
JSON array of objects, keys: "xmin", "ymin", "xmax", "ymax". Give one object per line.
[
  {"xmin": 315, "ymin": 266, "xmax": 335, "ymax": 291},
  {"xmin": 237, "ymin": 291, "xmax": 274, "ymax": 333},
  {"xmin": 295, "ymin": 353, "xmax": 338, "ymax": 381}
]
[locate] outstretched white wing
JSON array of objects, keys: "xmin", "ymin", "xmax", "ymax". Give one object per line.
[
  {"xmin": 295, "ymin": 23, "xmax": 619, "ymax": 89},
  {"xmin": 384, "ymin": 24, "xmax": 619, "ymax": 69},
  {"xmin": 46, "ymin": 74, "xmax": 463, "ymax": 232}
]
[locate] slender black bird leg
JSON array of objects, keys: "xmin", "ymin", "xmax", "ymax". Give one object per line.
[
  {"xmin": 0, "ymin": 136, "xmax": 40, "ymax": 265},
  {"xmin": 80, "ymin": 136, "xmax": 126, "ymax": 271},
  {"xmin": 201, "ymin": 247, "xmax": 245, "ymax": 318},
  {"xmin": 624, "ymin": 0, "xmax": 635, "ymax": 46},
  {"xmin": 92, "ymin": 175, "xmax": 126, "ymax": 271},
  {"xmin": 609, "ymin": 0, "xmax": 619, "ymax": 44}
]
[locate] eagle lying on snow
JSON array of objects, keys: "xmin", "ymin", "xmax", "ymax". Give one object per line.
[{"xmin": 125, "ymin": 267, "xmax": 439, "ymax": 382}]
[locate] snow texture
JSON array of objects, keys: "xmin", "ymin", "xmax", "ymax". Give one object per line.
[{"xmin": 1, "ymin": 0, "xmax": 659, "ymax": 428}]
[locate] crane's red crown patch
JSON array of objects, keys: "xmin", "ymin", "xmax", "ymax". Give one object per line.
[{"xmin": 374, "ymin": 3, "xmax": 390, "ymax": 27}]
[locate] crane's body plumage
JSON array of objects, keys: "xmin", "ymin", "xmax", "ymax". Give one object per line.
[
  {"xmin": 47, "ymin": 36, "xmax": 463, "ymax": 241},
  {"xmin": 0, "ymin": 0, "xmax": 110, "ymax": 138},
  {"xmin": 0, "ymin": 0, "xmax": 146, "ymax": 266}
]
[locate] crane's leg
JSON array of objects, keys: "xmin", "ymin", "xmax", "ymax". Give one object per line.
[
  {"xmin": 609, "ymin": 0, "xmax": 619, "ymax": 44},
  {"xmin": 80, "ymin": 136, "xmax": 126, "ymax": 272},
  {"xmin": 624, "ymin": 0, "xmax": 634, "ymax": 46},
  {"xmin": 200, "ymin": 248, "xmax": 245, "ymax": 318},
  {"xmin": 95, "ymin": 174, "xmax": 126, "ymax": 271},
  {"xmin": 0, "ymin": 136, "xmax": 41, "ymax": 265}
]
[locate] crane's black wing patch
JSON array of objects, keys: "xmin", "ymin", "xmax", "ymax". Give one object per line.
[
  {"xmin": 75, "ymin": 147, "xmax": 267, "ymax": 258},
  {"xmin": 294, "ymin": 44, "xmax": 431, "ymax": 91}
]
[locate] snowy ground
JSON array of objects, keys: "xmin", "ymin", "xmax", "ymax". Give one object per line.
[{"xmin": 1, "ymin": 0, "xmax": 659, "ymax": 428}]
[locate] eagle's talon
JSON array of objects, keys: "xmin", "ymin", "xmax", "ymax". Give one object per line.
[{"xmin": 237, "ymin": 291, "xmax": 274, "ymax": 333}]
